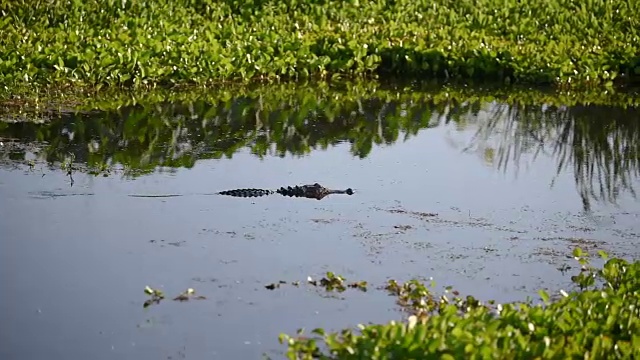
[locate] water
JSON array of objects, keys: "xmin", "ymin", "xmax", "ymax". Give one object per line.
[{"xmin": 1, "ymin": 83, "xmax": 639, "ymax": 359}]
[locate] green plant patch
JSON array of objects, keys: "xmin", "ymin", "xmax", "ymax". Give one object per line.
[
  {"xmin": 1, "ymin": 0, "xmax": 639, "ymax": 92},
  {"xmin": 279, "ymin": 250, "xmax": 640, "ymax": 359}
]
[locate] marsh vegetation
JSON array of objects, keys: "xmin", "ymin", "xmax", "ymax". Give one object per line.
[
  {"xmin": 281, "ymin": 251, "xmax": 640, "ymax": 359},
  {"xmin": 2, "ymin": 0, "xmax": 639, "ymax": 95}
]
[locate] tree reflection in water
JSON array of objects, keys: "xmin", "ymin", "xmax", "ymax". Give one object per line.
[{"xmin": 1, "ymin": 82, "xmax": 638, "ymax": 211}]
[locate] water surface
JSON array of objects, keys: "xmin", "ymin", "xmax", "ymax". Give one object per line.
[{"xmin": 1, "ymin": 83, "xmax": 639, "ymax": 360}]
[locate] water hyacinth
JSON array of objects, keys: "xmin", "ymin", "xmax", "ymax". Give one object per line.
[
  {"xmin": 281, "ymin": 251, "xmax": 640, "ymax": 359},
  {"xmin": 1, "ymin": 0, "xmax": 639, "ymax": 92}
]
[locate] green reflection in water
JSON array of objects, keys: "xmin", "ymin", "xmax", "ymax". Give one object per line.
[{"xmin": 0, "ymin": 81, "xmax": 638, "ymax": 211}]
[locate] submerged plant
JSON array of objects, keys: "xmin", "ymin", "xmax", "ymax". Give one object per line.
[
  {"xmin": 308, "ymin": 272, "xmax": 368, "ymax": 293},
  {"xmin": 143, "ymin": 286, "xmax": 206, "ymax": 308},
  {"xmin": 143, "ymin": 286, "xmax": 165, "ymax": 308}
]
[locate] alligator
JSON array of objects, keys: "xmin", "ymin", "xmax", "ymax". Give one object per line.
[
  {"xmin": 217, "ymin": 183, "xmax": 354, "ymax": 200},
  {"xmin": 127, "ymin": 183, "xmax": 354, "ymax": 200}
]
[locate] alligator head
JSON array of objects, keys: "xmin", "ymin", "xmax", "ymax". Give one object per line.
[{"xmin": 278, "ymin": 183, "xmax": 354, "ymax": 200}]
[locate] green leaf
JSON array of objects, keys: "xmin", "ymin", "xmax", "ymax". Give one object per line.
[
  {"xmin": 538, "ymin": 289, "xmax": 550, "ymax": 303},
  {"xmin": 572, "ymin": 247, "xmax": 584, "ymax": 258}
]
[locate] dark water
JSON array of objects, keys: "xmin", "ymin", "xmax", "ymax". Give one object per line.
[{"xmin": 1, "ymin": 83, "xmax": 639, "ymax": 360}]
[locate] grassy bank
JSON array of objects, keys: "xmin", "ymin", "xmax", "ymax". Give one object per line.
[
  {"xmin": 280, "ymin": 250, "xmax": 640, "ymax": 359},
  {"xmin": 1, "ymin": 0, "xmax": 639, "ymax": 93}
]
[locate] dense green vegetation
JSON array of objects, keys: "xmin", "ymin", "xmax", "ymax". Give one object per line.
[
  {"xmin": 279, "ymin": 250, "xmax": 639, "ymax": 359},
  {"xmin": 1, "ymin": 82, "xmax": 638, "ymax": 210},
  {"xmin": 1, "ymin": 0, "xmax": 640, "ymax": 93}
]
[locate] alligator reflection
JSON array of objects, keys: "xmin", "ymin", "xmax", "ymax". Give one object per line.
[{"xmin": 0, "ymin": 84, "xmax": 638, "ymax": 210}]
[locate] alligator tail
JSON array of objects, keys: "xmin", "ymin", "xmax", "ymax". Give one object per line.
[{"xmin": 217, "ymin": 188, "xmax": 275, "ymax": 198}]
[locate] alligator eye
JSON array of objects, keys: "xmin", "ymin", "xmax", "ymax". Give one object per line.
[{"xmin": 346, "ymin": 188, "xmax": 354, "ymax": 195}]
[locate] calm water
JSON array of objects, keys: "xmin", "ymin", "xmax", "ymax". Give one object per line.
[{"xmin": 1, "ymin": 83, "xmax": 639, "ymax": 360}]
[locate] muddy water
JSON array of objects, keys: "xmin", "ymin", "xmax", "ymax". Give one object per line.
[{"xmin": 1, "ymin": 86, "xmax": 639, "ymax": 360}]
